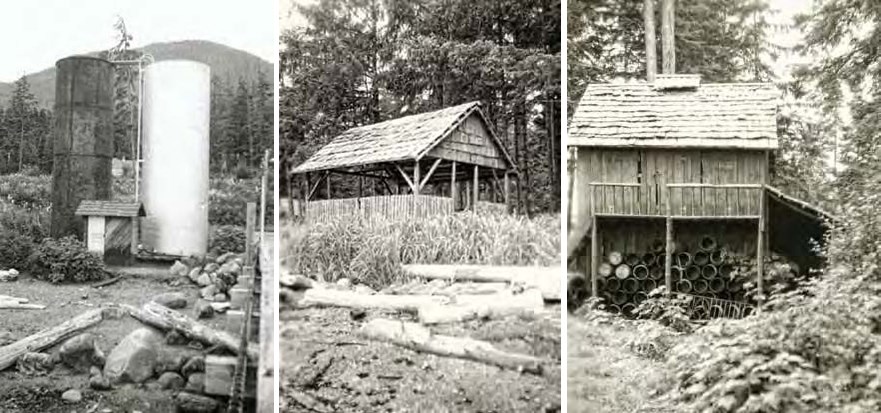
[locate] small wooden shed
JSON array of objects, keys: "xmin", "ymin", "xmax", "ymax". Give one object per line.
[
  {"xmin": 568, "ymin": 74, "xmax": 831, "ymax": 311},
  {"xmin": 75, "ymin": 200, "xmax": 145, "ymax": 256},
  {"xmin": 290, "ymin": 101, "xmax": 517, "ymax": 222}
]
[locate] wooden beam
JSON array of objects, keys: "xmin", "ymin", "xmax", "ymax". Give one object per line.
[
  {"xmin": 451, "ymin": 161, "xmax": 457, "ymax": 208},
  {"xmin": 473, "ymin": 164, "xmax": 479, "ymax": 211},
  {"xmin": 245, "ymin": 202, "xmax": 256, "ymax": 267},
  {"xmin": 644, "ymin": 0, "xmax": 657, "ymax": 81},
  {"xmin": 419, "ymin": 158, "xmax": 443, "ymax": 189},
  {"xmin": 504, "ymin": 172, "xmax": 510, "ymax": 211},
  {"xmin": 414, "ymin": 160, "xmax": 421, "ymax": 195},
  {"xmin": 665, "ymin": 183, "xmax": 673, "ymax": 295},
  {"xmin": 661, "ymin": 0, "xmax": 675, "ymax": 74},
  {"xmin": 394, "ymin": 164, "xmax": 417, "ymax": 193},
  {"xmin": 0, "ymin": 309, "xmax": 104, "ymax": 371},
  {"xmin": 307, "ymin": 172, "xmax": 329, "ymax": 201}
]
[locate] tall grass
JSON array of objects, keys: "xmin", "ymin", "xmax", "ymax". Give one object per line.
[{"xmin": 282, "ymin": 212, "xmax": 560, "ymax": 288}]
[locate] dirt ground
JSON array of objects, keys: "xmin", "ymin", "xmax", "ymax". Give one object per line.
[
  {"xmin": 0, "ymin": 265, "xmax": 224, "ymax": 413},
  {"xmin": 566, "ymin": 312, "xmax": 673, "ymax": 413},
  {"xmin": 279, "ymin": 291, "xmax": 562, "ymax": 413}
]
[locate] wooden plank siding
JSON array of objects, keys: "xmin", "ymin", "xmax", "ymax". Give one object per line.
[
  {"xmin": 597, "ymin": 219, "xmax": 758, "ymax": 260},
  {"xmin": 579, "ymin": 148, "xmax": 766, "ymax": 218},
  {"xmin": 427, "ymin": 115, "xmax": 506, "ymax": 170}
]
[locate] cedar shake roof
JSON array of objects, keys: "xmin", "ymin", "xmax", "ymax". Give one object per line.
[
  {"xmin": 291, "ymin": 101, "xmax": 515, "ymax": 173},
  {"xmin": 569, "ymin": 75, "xmax": 779, "ymax": 149},
  {"xmin": 75, "ymin": 200, "xmax": 145, "ymax": 217}
]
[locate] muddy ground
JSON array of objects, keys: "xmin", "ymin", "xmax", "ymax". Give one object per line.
[
  {"xmin": 279, "ymin": 290, "xmax": 562, "ymax": 413},
  {"xmin": 0, "ymin": 265, "xmax": 224, "ymax": 413}
]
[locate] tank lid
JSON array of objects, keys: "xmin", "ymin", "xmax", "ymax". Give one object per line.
[{"xmin": 55, "ymin": 55, "xmax": 113, "ymax": 66}]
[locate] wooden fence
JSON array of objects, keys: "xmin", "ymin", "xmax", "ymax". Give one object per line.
[
  {"xmin": 305, "ymin": 195, "xmax": 456, "ymax": 223},
  {"xmin": 588, "ymin": 182, "xmax": 763, "ymax": 218}
]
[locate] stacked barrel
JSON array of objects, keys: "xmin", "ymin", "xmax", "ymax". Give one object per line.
[{"xmin": 596, "ymin": 240, "xmax": 667, "ymax": 316}]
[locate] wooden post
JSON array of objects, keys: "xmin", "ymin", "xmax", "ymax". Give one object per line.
[
  {"xmin": 590, "ymin": 185, "xmax": 598, "ymax": 298},
  {"xmin": 325, "ymin": 173, "xmax": 331, "ymax": 199},
  {"xmin": 644, "ymin": 0, "xmax": 657, "ymax": 81},
  {"xmin": 504, "ymin": 172, "xmax": 510, "ymax": 213},
  {"xmin": 661, "ymin": 0, "xmax": 675, "ymax": 74},
  {"xmin": 414, "ymin": 161, "xmax": 421, "ymax": 194},
  {"xmin": 665, "ymin": 184, "xmax": 673, "ymax": 295},
  {"xmin": 245, "ymin": 202, "xmax": 256, "ymax": 267},
  {"xmin": 451, "ymin": 161, "xmax": 457, "ymax": 209},
  {"xmin": 473, "ymin": 165, "xmax": 479, "ymax": 212},
  {"xmin": 130, "ymin": 216, "xmax": 139, "ymax": 255}
]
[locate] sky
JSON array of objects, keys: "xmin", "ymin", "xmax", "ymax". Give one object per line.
[{"xmin": 0, "ymin": 0, "xmax": 277, "ymax": 82}]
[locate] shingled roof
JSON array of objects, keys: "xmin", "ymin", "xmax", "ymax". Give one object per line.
[
  {"xmin": 75, "ymin": 200, "xmax": 145, "ymax": 217},
  {"xmin": 292, "ymin": 101, "xmax": 514, "ymax": 173},
  {"xmin": 569, "ymin": 77, "xmax": 779, "ymax": 149}
]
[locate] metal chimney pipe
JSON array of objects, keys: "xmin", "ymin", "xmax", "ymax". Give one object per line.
[
  {"xmin": 661, "ymin": 0, "xmax": 675, "ymax": 74},
  {"xmin": 644, "ymin": 0, "xmax": 657, "ymax": 81}
]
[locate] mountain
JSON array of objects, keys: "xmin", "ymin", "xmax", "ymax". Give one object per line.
[{"xmin": 0, "ymin": 40, "xmax": 272, "ymax": 109}]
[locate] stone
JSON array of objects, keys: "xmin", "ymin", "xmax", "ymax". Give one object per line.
[
  {"xmin": 170, "ymin": 261, "xmax": 189, "ymax": 277},
  {"xmin": 165, "ymin": 330, "xmax": 188, "ymax": 346},
  {"xmin": 89, "ymin": 372, "xmax": 111, "ymax": 391},
  {"xmin": 176, "ymin": 392, "xmax": 219, "ymax": 413},
  {"xmin": 61, "ymin": 389, "xmax": 82, "ymax": 403},
  {"xmin": 0, "ymin": 269, "xmax": 18, "ymax": 282},
  {"xmin": 16, "ymin": 352, "xmax": 55, "ymax": 374},
  {"xmin": 216, "ymin": 252, "xmax": 234, "ymax": 264},
  {"xmin": 200, "ymin": 285, "xmax": 217, "ymax": 300},
  {"xmin": 203, "ymin": 263, "xmax": 220, "ymax": 273},
  {"xmin": 213, "ymin": 293, "xmax": 228, "ymax": 302},
  {"xmin": 151, "ymin": 292, "xmax": 188, "ymax": 309},
  {"xmin": 194, "ymin": 301, "xmax": 214, "ymax": 319},
  {"xmin": 154, "ymin": 349, "xmax": 187, "ymax": 374},
  {"xmin": 184, "ymin": 372, "xmax": 205, "ymax": 393},
  {"xmin": 104, "ymin": 327, "xmax": 163, "ymax": 384},
  {"xmin": 145, "ymin": 381, "xmax": 162, "ymax": 391},
  {"xmin": 181, "ymin": 355, "xmax": 205, "ymax": 377},
  {"xmin": 58, "ymin": 333, "xmax": 104, "ymax": 372},
  {"xmin": 157, "ymin": 371, "xmax": 185, "ymax": 390},
  {"xmin": 336, "ymin": 278, "xmax": 352, "ymax": 289},
  {"xmin": 188, "ymin": 268, "xmax": 202, "ymax": 282},
  {"xmin": 196, "ymin": 273, "xmax": 212, "ymax": 287}
]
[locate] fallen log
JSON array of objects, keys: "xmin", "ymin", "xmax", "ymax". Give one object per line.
[
  {"xmin": 418, "ymin": 289, "xmax": 545, "ymax": 324},
  {"xmin": 401, "ymin": 264, "xmax": 560, "ymax": 301},
  {"xmin": 280, "ymin": 272, "xmax": 314, "ymax": 290},
  {"xmin": 126, "ymin": 301, "xmax": 258, "ymax": 360},
  {"xmin": 91, "ymin": 274, "xmax": 123, "ymax": 289},
  {"xmin": 0, "ymin": 308, "xmax": 103, "ymax": 370},
  {"xmin": 300, "ymin": 287, "xmax": 449, "ymax": 312},
  {"xmin": 0, "ymin": 302, "xmax": 45, "ymax": 310},
  {"xmin": 0, "ymin": 295, "xmax": 28, "ymax": 303},
  {"xmin": 359, "ymin": 318, "xmax": 545, "ymax": 374}
]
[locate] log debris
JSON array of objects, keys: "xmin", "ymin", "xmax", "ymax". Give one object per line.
[
  {"xmin": 300, "ymin": 288, "xmax": 449, "ymax": 312},
  {"xmin": 0, "ymin": 308, "xmax": 103, "ymax": 371},
  {"xmin": 359, "ymin": 318, "xmax": 545, "ymax": 374},
  {"xmin": 126, "ymin": 301, "xmax": 258, "ymax": 360},
  {"xmin": 402, "ymin": 264, "xmax": 561, "ymax": 301}
]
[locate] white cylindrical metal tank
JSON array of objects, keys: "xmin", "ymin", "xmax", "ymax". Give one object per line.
[{"xmin": 141, "ymin": 60, "xmax": 210, "ymax": 256}]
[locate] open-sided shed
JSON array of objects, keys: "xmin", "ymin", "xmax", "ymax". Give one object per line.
[{"xmin": 290, "ymin": 101, "xmax": 517, "ymax": 222}]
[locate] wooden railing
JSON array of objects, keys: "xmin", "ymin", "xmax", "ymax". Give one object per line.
[
  {"xmin": 666, "ymin": 183, "xmax": 763, "ymax": 218},
  {"xmin": 588, "ymin": 182, "xmax": 763, "ymax": 218}
]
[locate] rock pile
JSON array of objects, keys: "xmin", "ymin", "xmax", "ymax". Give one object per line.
[
  {"xmin": 0, "ymin": 268, "xmax": 19, "ymax": 282},
  {"xmin": 171, "ymin": 252, "xmax": 245, "ymax": 304}
]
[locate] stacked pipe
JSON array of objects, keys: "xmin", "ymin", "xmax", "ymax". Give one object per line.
[
  {"xmin": 667, "ymin": 235, "xmax": 749, "ymax": 302},
  {"xmin": 597, "ymin": 242, "xmax": 667, "ymax": 317}
]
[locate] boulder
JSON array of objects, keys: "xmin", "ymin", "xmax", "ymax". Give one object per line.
[
  {"xmin": 196, "ymin": 273, "xmax": 212, "ymax": 287},
  {"xmin": 89, "ymin": 372, "xmax": 111, "ymax": 390},
  {"xmin": 16, "ymin": 352, "xmax": 55, "ymax": 374},
  {"xmin": 154, "ymin": 349, "xmax": 188, "ymax": 374},
  {"xmin": 176, "ymin": 392, "xmax": 219, "ymax": 413},
  {"xmin": 152, "ymin": 292, "xmax": 188, "ymax": 309},
  {"xmin": 104, "ymin": 328, "xmax": 163, "ymax": 384},
  {"xmin": 336, "ymin": 278, "xmax": 352, "ymax": 289},
  {"xmin": 184, "ymin": 372, "xmax": 205, "ymax": 393},
  {"xmin": 157, "ymin": 371, "xmax": 186, "ymax": 390},
  {"xmin": 58, "ymin": 333, "xmax": 104, "ymax": 372},
  {"xmin": 0, "ymin": 269, "xmax": 18, "ymax": 282},
  {"xmin": 213, "ymin": 293, "xmax": 227, "ymax": 303},
  {"xmin": 170, "ymin": 261, "xmax": 189, "ymax": 277},
  {"xmin": 216, "ymin": 252, "xmax": 234, "ymax": 264},
  {"xmin": 194, "ymin": 301, "xmax": 214, "ymax": 319},
  {"xmin": 188, "ymin": 268, "xmax": 202, "ymax": 283},
  {"xmin": 181, "ymin": 355, "xmax": 205, "ymax": 377},
  {"xmin": 200, "ymin": 285, "xmax": 217, "ymax": 300},
  {"xmin": 165, "ymin": 330, "xmax": 188, "ymax": 346},
  {"xmin": 61, "ymin": 389, "xmax": 82, "ymax": 403},
  {"xmin": 203, "ymin": 263, "xmax": 220, "ymax": 273}
]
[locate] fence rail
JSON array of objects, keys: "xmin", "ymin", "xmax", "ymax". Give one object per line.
[{"xmin": 305, "ymin": 195, "xmax": 457, "ymax": 223}]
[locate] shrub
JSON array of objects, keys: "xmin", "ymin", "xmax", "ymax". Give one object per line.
[
  {"xmin": 286, "ymin": 212, "xmax": 560, "ymax": 289},
  {"xmin": 634, "ymin": 287, "xmax": 693, "ymax": 333},
  {"xmin": 0, "ymin": 173, "xmax": 51, "ymax": 209},
  {"xmin": 28, "ymin": 236, "xmax": 107, "ymax": 283},
  {"xmin": 0, "ymin": 201, "xmax": 49, "ymax": 240},
  {"xmin": 0, "ymin": 230, "xmax": 35, "ymax": 269},
  {"xmin": 209, "ymin": 177, "xmax": 273, "ymax": 227},
  {"xmin": 209, "ymin": 225, "xmax": 246, "ymax": 254}
]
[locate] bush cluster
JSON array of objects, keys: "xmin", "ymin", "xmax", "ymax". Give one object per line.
[
  {"xmin": 209, "ymin": 177, "xmax": 274, "ymax": 227},
  {"xmin": 27, "ymin": 236, "xmax": 107, "ymax": 283},
  {"xmin": 285, "ymin": 212, "xmax": 560, "ymax": 289},
  {"xmin": 209, "ymin": 225, "xmax": 247, "ymax": 254}
]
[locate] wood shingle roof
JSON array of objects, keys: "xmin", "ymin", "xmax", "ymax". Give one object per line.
[
  {"xmin": 569, "ymin": 78, "xmax": 779, "ymax": 149},
  {"xmin": 291, "ymin": 101, "xmax": 514, "ymax": 173},
  {"xmin": 75, "ymin": 200, "xmax": 145, "ymax": 217}
]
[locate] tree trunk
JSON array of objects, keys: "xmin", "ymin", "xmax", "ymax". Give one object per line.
[{"xmin": 359, "ymin": 319, "xmax": 545, "ymax": 374}]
